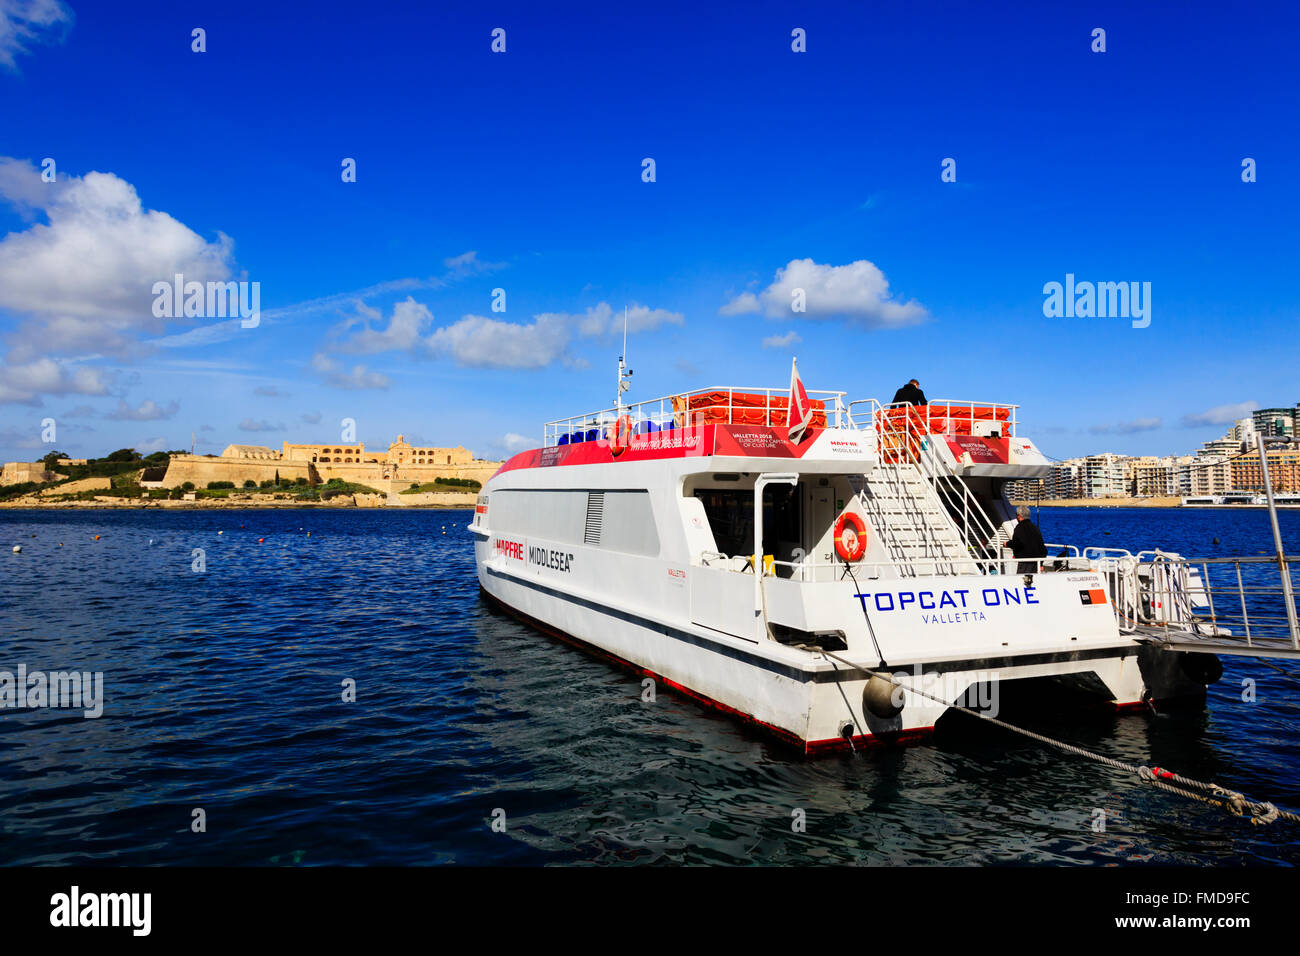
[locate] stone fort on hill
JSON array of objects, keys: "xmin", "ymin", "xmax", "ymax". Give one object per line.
[{"xmin": 162, "ymin": 434, "xmax": 501, "ymax": 488}]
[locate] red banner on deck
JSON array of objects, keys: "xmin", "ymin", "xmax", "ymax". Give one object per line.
[{"xmin": 945, "ymin": 435, "xmax": 1010, "ymax": 464}]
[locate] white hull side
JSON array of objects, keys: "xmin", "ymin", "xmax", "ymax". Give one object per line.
[{"xmin": 475, "ymin": 535, "xmax": 1151, "ymax": 753}]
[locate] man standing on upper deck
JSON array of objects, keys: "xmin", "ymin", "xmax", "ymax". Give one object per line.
[
  {"xmin": 1003, "ymin": 506, "xmax": 1047, "ymax": 575},
  {"xmin": 891, "ymin": 379, "xmax": 928, "ymax": 406}
]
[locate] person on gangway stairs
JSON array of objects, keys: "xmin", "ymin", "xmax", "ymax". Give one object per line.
[{"xmin": 1004, "ymin": 505, "xmax": 1047, "ymax": 575}]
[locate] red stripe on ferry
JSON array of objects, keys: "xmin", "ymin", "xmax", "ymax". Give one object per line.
[{"xmin": 492, "ymin": 424, "xmax": 825, "ymax": 477}]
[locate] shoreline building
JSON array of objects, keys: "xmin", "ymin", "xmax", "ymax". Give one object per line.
[
  {"xmin": 1081, "ymin": 453, "xmax": 1128, "ymax": 498},
  {"xmin": 1230, "ymin": 446, "xmax": 1300, "ymax": 494},
  {"xmin": 1127, "ymin": 455, "xmax": 1173, "ymax": 497},
  {"xmin": 1252, "ymin": 408, "xmax": 1295, "ymax": 440}
]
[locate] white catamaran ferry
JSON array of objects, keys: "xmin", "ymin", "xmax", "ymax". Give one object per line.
[{"xmin": 471, "ymin": 363, "xmax": 1265, "ymax": 755}]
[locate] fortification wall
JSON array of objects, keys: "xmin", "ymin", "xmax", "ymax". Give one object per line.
[
  {"xmin": 160, "ymin": 454, "xmax": 498, "ymax": 489},
  {"xmin": 162, "ymin": 455, "xmax": 312, "ymax": 486},
  {"xmin": 0, "ymin": 462, "xmax": 56, "ymax": 485},
  {"xmin": 41, "ymin": 476, "xmax": 111, "ymax": 495}
]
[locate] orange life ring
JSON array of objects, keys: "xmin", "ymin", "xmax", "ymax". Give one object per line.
[
  {"xmin": 611, "ymin": 415, "xmax": 634, "ymax": 457},
  {"xmin": 834, "ymin": 512, "xmax": 868, "ymax": 562}
]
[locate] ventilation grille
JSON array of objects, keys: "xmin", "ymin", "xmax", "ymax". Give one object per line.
[{"xmin": 584, "ymin": 492, "xmax": 605, "ymax": 545}]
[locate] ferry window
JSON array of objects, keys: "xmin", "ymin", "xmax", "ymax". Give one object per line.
[
  {"xmin": 694, "ymin": 490, "xmax": 751, "ymax": 556},
  {"xmin": 694, "ymin": 485, "xmax": 800, "ymax": 558}
]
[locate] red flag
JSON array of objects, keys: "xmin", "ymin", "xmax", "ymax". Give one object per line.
[{"xmin": 787, "ymin": 357, "xmax": 812, "ymax": 442}]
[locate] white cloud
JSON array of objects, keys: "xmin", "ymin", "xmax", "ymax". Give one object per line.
[
  {"xmin": 0, "ymin": 0, "xmax": 73, "ymax": 70},
  {"xmin": 312, "ymin": 296, "xmax": 682, "ymax": 372},
  {"xmin": 761, "ymin": 331, "xmax": 802, "ymax": 349},
  {"xmin": 718, "ymin": 292, "xmax": 760, "ymax": 316},
  {"xmin": 721, "ymin": 258, "xmax": 928, "ymax": 328},
  {"xmin": 443, "ymin": 250, "xmax": 505, "ymax": 274},
  {"xmin": 1182, "ymin": 400, "xmax": 1260, "ymax": 428},
  {"xmin": 0, "ymin": 357, "xmax": 111, "ymax": 405},
  {"xmin": 1089, "ymin": 417, "xmax": 1161, "ymax": 435},
  {"xmin": 238, "ymin": 418, "xmax": 285, "ymax": 432},
  {"xmin": 572, "ymin": 302, "xmax": 685, "ymax": 338},
  {"xmin": 0, "ymin": 160, "xmax": 236, "ymax": 360},
  {"xmin": 0, "ymin": 158, "xmax": 237, "ymax": 403},
  {"xmin": 253, "ymin": 385, "xmax": 289, "ymax": 398},
  {"xmin": 300, "ymin": 411, "xmax": 322, "ymax": 424},
  {"xmin": 0, "ymin": 425, "xmax": 46, "ymax": 449},
  {"xmin": 501, "ymin": 433, "xmax": 535, "ymax": 453},
  {"xmin": 426, "ymin": 313, "xmax": 571, "ymax": 369},
  {"xmin": 310, "ymin": 353, "xmax": 390, "ymax": 390},
  {"xmin": 0, "ymin": 154, "xmax": 49, "ymax": 213},
  {"xmin": 106, "ymin": 398, "xmax": 179, "ymax": 421},
  {"xmin": 136, "ymin": 436, "xmax": 169, "ymax": 453},
  {"xmin": 333, "ymin": 296, "xmax": 434, "ymax": 354}
]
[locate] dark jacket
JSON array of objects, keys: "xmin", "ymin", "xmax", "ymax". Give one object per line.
[
  {"xmin": 1008, "ymin": 518, "xmax": 1047, "ymax": 573},
  {"xmin": 891, "ymin": 383, "xmax": 927, "ymax": 406}
]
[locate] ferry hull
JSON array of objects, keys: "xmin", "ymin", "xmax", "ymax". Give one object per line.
[
  {"xmin": 471, "ymin": 393, "xmax": 1218, "ymax": 756},
  {"xmin": 476, "ymin": 542, "xmax": 1154, "ymax": 755}
]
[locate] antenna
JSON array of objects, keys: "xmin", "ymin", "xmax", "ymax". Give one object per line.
[{"xmin": 615, "ymin": 306, "xmax": 633, "ymax": 412}]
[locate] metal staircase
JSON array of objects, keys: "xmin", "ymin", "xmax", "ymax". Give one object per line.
[
  {"xmin": 858, "ymin": 462, "xmax": 972, "ymax": 575},
  {"xmin": 850, "ymin": 400, "xmax": 1008, "ymax": 575}
]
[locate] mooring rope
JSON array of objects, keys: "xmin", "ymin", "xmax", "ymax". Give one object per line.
[{"xmin": 814, "ymin": 648, "xmax": 1300, "ymax": 827}]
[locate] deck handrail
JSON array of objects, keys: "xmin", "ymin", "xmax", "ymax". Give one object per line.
[
  {"xmin": 543, "ymin": 386, "xmax": 848, "ymax": 447},
  {"xmin": 848, "ymin": 398, "xmax": 1020, "ymax": 438}
]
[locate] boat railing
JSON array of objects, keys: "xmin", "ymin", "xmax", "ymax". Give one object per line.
[
  {"xmin": 1044, "ymin": 543, "xmax": 1082, "ymax": 557},
  {"xmin": 1138, "ymin": 553, "xmax": 1300, "ymax": 653},
  {"xmin": 1062, "ymin": 545, "xmax": 1300, "ymax": 651},
  {"xmin": 543, "ymin": 386, "xmax": 848, "ymax": 447},
  {"xmin": 708, "ymin": 552, "xmax": 1089, "ymax": 582},
  {"xmin": 848, "ymin": 398, "xmax": 1020, "ymax": 439}
]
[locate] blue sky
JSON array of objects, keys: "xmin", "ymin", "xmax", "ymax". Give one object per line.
[{"xmin": 1, "ymin": 0, "xmax": 1297, "ymax": 463}]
